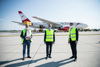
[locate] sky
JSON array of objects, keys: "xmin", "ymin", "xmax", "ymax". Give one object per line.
[{"xmin": 0, "ymin": 0, "xmax": 100, "ymax": 30}]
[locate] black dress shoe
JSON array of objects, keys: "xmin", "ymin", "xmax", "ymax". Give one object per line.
[
  {"xmin": 45, "ymin": 57, "xmax": 48, "ymax": 59},
  {"xmin": 48, "ymin": 56, "xmax": 52, "ymax": 58},
  {"xmin": 27, "ymin": 56, "xmax": 31, "ymax": 58},
  {"xmin": 74, "ymin": 58, "xmax": 77, "ymax": 61},
  {"xmin": 70, "ymin": 56, "xmax": 74, "ymax": 59}
]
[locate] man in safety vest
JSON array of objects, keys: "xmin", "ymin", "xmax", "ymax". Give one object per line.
[
  {"xmin": 68, "ymin": 23, "xmax": 79, "ymax": 61},
  {"xmin": 20, "ymin": 25, "xmax": 32, "ymax": 60},
  {"xmin": 44, "ymin": 24, "xmax": 55, "ymax": 59}
]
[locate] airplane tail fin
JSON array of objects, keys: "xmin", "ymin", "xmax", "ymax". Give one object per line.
[{"xmin": 18, "ymin": 11, "xmax": 31, "ymax": 23}]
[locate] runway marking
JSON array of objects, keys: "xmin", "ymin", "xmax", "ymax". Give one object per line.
[
  {"xmin": 0, "ymin": 34, "xmax": 100, "ymax": 37},
  {"xmin": 27, "ymin": 41, "xmax": 43, "ymax": 67},
  {"xmin": 0, "ymin": 35, "xmax": 19, "ymax": 37},
  {"xmin": 96, "ymin": 43, "xmax": 100, "ymax": 45}
]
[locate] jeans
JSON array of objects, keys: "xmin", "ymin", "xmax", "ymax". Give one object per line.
[{"xmin": 23, "ymin": 40, "xmax": 31, "ymax": 57}]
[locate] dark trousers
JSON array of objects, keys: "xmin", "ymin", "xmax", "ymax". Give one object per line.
[
  {"xmin": 70, "ymin": 38, "xmax": 77, "ymax": 58},
  {"xmin": 23, "ymin": 40, "xmax": 31, "ymax": 57},
  {"xmin": 46, "ymin": 42, "xmax": 53, "ymax": 57}
]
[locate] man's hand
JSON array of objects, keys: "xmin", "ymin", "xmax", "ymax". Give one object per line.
[
  {"xmin": 44, "ymin": 42, "xmax": 46, "ymax": 44},
  {"xmin": 26, "ymin": 37, "xmax": 31, "ymax": 39},
  {"xmin": 76, "ymin": 41, "xmax": 78, "ymax": 44},
  {"xmin": 53, "ymin": 42, "xmax": 55, "ymax": 44},
  {"xmin": 68, "ymin": 39, "xmax": 70, "ymax": 44},
  {"xmin": 68, "ymin": 41, "xmax": 70, "ymax": 44}
]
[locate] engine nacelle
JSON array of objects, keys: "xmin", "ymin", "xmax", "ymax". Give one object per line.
[
  {"xmin": 58, "ymin": 26, "xmax": 63, "ymax": 29},
  {"xmin": 39, "ymin": 25, "xmax": 45, "ymax": 32},
  {"xmin": 39, "ymin": 25, "xmax": 45, "ymax": 29}
]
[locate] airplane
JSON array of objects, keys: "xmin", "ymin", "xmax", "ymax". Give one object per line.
[{"xmin": 12, "ymin": 11, "xmax": 88, "ymax": 32}]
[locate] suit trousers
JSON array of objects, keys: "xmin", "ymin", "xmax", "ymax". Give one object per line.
[
  {"xmin": 46, "ymin": 42, "xmax": 53, "ymax": 57},
  {"xmin": 70, "ymin": 38, "xmax": 77, "ymax": 58}
]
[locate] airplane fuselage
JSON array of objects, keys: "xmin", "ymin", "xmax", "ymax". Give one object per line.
[
  {"xmin": 13, "ymin": 11, "xmax": 88, "ymax": 32},
  {"xmin": 32, "ymin": 22, "xmax": 87, "ymax": 28}
]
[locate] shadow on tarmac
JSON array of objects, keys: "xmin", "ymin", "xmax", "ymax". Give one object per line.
[
  {"xmin": 0, "ymin": 58, "xmax": 22, "ymax": 65},
  {"xmin": 0, "ymin": 57, "xmax": 74, "ymax": 67},
  {"xmin": 0, "ymin": 57, "xmax": 45, "ymax": 67},
  {"xmin": 36, "ymin": 58, "xmax": 74, "ymax": 67}
]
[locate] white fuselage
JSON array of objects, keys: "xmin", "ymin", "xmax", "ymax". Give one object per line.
[{"xmin": 32, "ymin": 22, "xmax": 88, "ymax": 29}]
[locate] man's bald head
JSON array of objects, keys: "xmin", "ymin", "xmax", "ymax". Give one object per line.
[{"xmin": 48, "ymin": 24, "xmax": 52, "ymax": 27}]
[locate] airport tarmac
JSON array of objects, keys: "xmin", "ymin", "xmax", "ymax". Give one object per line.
[{"xmin": 0, "ymin": 32, "xmax": 100, "ymax": 67}]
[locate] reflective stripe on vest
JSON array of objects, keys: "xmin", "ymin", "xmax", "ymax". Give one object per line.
[
  {"xmin": 46, "ymin": 29, "xmax": 54, "ymax": 42},
  {"xmin": 69, "ymin": 27, "xmax": 76, "ymax": 41},
  {"xmin": 21, "ymin": 29, "xmax": 32, "ymax": 43}
]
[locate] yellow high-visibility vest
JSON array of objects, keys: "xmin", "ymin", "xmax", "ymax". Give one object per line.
[
  {"xmin": 69, "ymin": 27, "xmax": 76, "ymax": 41},
  {"xmin": 21, "ymin": 29, "xmax": 32, "ymax": 43},
  {"xmin": 46, "ymin": 29, "xmax": 54, "ymax": 42}
]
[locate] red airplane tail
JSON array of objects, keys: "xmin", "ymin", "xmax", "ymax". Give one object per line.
[{"xmin": 18, "ymin": 11, "xmax": 31, "ymax": 23}]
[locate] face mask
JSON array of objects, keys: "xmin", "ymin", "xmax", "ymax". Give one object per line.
[
  {"xmin": 26, "ymin": 28, "xmax": 29, "ymax": 30},
  {"xmin": 49, "ymin": 27, "xmax": 51, "ymax": 30},
  {"xmin": 70, "ymin": 25, "xmax": 74, "ymax": 29}
]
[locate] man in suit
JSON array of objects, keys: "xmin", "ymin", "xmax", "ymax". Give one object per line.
[
  {"xmin": 44, "ymin": 24, "xmax": 55, "ymax": 59},
  {"xmin": 68, "ymin": 23, "xmax": 79, "ymax": 61}
]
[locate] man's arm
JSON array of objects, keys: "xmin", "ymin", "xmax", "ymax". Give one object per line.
[
  {"xmin": 20, "ymin": 31, "xmax": 24, "ymax": 38},
  {"xmin": 31, "ymin": 34, "xmax": 32, "ymax": 38},
  {"xmin": 31, "ymin": 30, "xmax": 32, "ymax": 38},
  {"xmin": 44, "ymin": 31, "xmax": 46, "ymax": 42},
  {"xmin": 53, "ymin": 31, "xmax": 55, "ymax": 43},
  {"xmin": 76, "ymin": 28, "xmax": 79, "ymax": 41},
  {"xmin": 68, "ymin": 35, "xmax": 70, "ymax": 43}
]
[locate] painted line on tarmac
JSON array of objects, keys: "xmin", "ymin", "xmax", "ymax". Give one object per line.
[
  {"xmin": 27, "ymin": 41, "xmax": 43, "ymax": 67},
  {"xmin": 0, "ymin": 34, "xmax": 100, "ymax": 37}
]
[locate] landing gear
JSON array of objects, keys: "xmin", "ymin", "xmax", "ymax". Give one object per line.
[
  {"xmin": 39, "ymin": 25, "xmax": 44, "ymax": 32},
  {"xmin": 33, "ymin": 28, "xmax": 36, "ymax": 32},
  {"xmin": 39, "ymin": 29, "xmax": 43, "ymax": 32}
]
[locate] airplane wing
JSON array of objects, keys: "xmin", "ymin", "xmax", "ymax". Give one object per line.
[
  {"xmin": 12, "ymin": 21, "xmax": 24, "ymax": 25},
  {"xmin": 12, "ymin": 21, "xmax": 35, "ymax": 28},
  {"xmin": 33, "ymin": 16, "xmax": 61, "ymax": 26}
]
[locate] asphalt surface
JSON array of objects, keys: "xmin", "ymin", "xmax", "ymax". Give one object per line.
[{"xmin": 0, "ymin": 32, "xmax": 100, "ymax": 67}]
